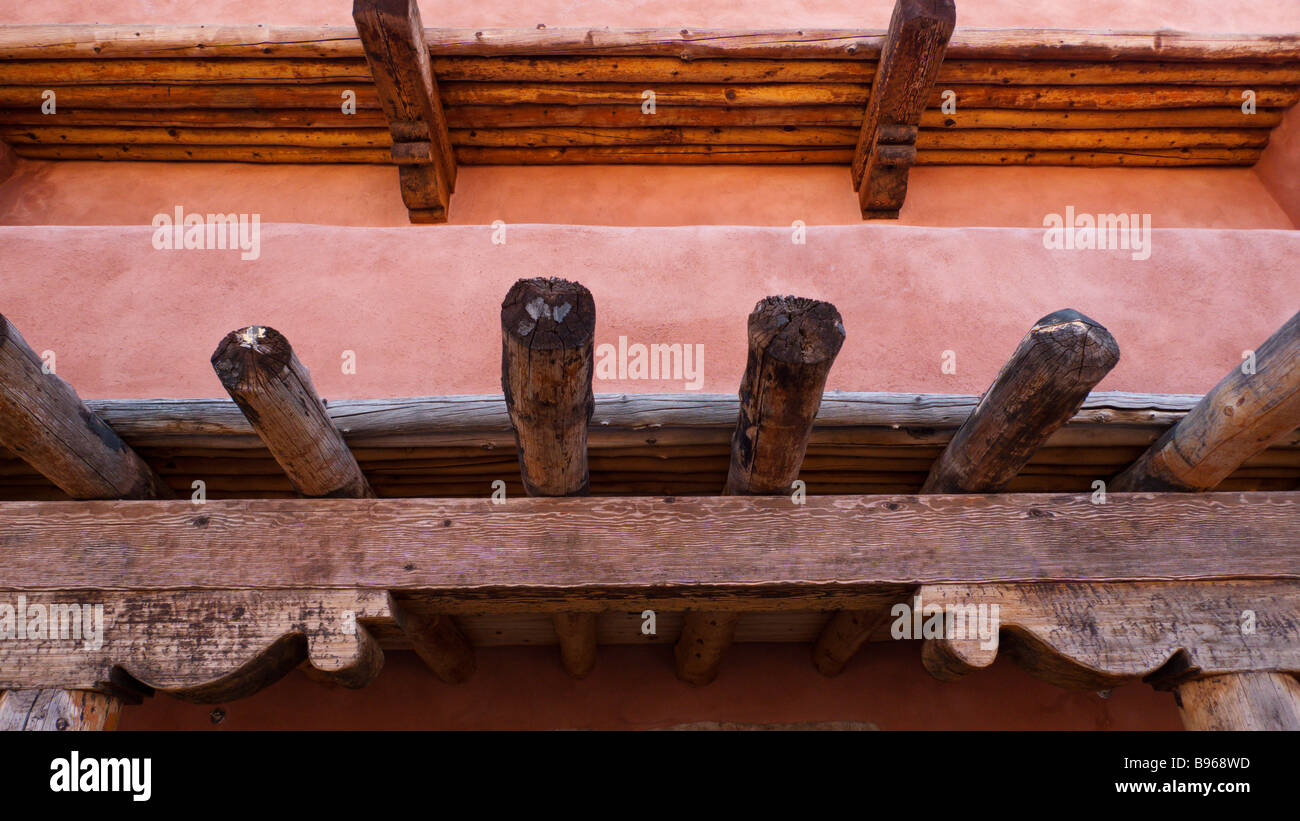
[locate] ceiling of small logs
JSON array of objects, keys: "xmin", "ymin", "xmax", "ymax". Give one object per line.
[{"xmin": 0, "ymin": 25, "xmax": 1297, "ymax": 169}]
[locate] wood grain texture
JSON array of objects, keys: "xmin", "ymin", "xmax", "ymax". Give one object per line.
[
  {"xmin": 0, "ymin": 313, "xmax": 170, "ymax": 501},
  {"xmin": 1113, "ymin": 310, "xmax": 1300, "ymax": 492},
  {"xmin": 0, "ymin": 494, "xmax": 1293, "ymax": 594},
  {"xmin": 0, "ymin": 689, "xmax": 122, "ymax": 730},
  {"xmin": 352, "ymin": 0, "xmax": 454, "ymax": 222},
  {"xmin": 390, "ymin": 600, "xmax": 475, "ymax": 684},
  {"xmin": 1176, "ymin": 672, "xmax": 1300, "ymax": 730},
  {"xmin": 212, "ymin": 325, "xmax": 373, "ymax": 498},
  {"xmin": 0, "ymin": 590, "xmax": 389, "ymax": 700},
  {"xmin": 501, "ymin": 278, "xmax": 599, "ymax": 677},
  {"xmin": 852, "ymin": 0, "xmax": 955, "ymax": 218},
  {"xmin": 918, "ymin": 581, "xmax": 1300, "ymax": 689},
  {"xmin": 680, "ymin": 296, "xmax": 844, "ymax": 685}
]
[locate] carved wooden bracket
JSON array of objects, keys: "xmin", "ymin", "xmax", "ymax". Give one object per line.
[
  {"xmin": 0, "ymin": 589, "xmax": 392, "ymax": 703},
  {"xmin": 918, "ymin": 581, "xmax": 1300, "ymax": 690}
]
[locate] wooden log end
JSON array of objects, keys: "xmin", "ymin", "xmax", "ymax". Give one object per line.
[
  {"xmin": 500, "ymin": 276, "xmax": 597, "ymax": 350},
  {"xmin": 747, "ymin": 295, "xmax": 846, "ymax": 367},
  {"xmin": 1028, "ymin": 308, "xmax": 1121, "ymax": 384},
  {"xmin": 899, "ymin": 0, "xmax": 958, "ymax": 30},
  {"xmin": 210, "ymin": 325, "xmax": 293, "ymax": 397}
]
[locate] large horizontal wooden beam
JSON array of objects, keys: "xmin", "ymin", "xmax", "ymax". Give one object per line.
[
  {"xmin": 0, "ymin": 493, "xmax": 1297, "ymax": 594},
  {"xmin": 2, "ymin": 25, "xmax": 1297, "ymax": 62}
]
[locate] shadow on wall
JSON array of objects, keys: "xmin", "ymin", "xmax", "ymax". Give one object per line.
[
  {"xmin": 0, "ymin": 143, "xmax": 14, "ymax": 187},
  {"xmin": 1257, "ymin": 104, "xmax": 1300, "ymax": 228}
]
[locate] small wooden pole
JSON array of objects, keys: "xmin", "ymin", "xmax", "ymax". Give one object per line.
[
  {"xmin": 501, "ymin": 277, "xmax": 599, "ymax": 678},
  {"xmin": 1176, "ymin": 673, "xmax": 1300, "ymax": 731},
  {"xmin": 212, "ymin": 325, "xmax": 373, "ymax": 498},
  {"xmin": 0, "ymin": 313, "xmax": 172, "ymax": 727},
  {"xmin": 678, "ymin": 296, "xmax": 845, "ymax": 685},
  {"xmin": 852, "ymin": 0, "xmax": 956, "ymax": 218},
  {"xmin": 392, "ymin": 604, "xmax": 476, "ymax": 685},
  {"xmin": 815, "ymin": 309, "xmax": 1119, "ymax": 675},
  {"xmin": 353, "ymin": 0, "xmax": 456, "ymax": 223},
  {"xmin": 1112, "ymin": 309, "xmax": 1300, "ymax": 492},
  {"xmin": 1110, "ymin": 309, "xmax": 1300, "ymax": 729}
]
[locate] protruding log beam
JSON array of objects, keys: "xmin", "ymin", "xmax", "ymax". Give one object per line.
[
  {"xmin": 923, "ymin": 309, "xmax": 1120, "ymax": 492},
  {"xmin": 1112, "ymin": 309, "xmax": 1300, "ymax": 492},
  {"xmin": 212, "ymin": 325, "xmax": 373, "ymax": 498},
  {"xmin": 851, "ymin": 0, "xmax": 956, "ymax": 218},
  {"xmin": 353, "ymin": 0, "xmax": 456, "ymax": 224},
  {"xmin": 0, "ymin": 313, "xmax": 171, "ymax": 500},
  {"xmin": 680, "ymin": 296, "xmax": 845, "ymax": 685},
  {"xmin": 0, "ymin": 689, "xmax": 122, "ymax": 731},
  {"xmin": 501, "ymin": 277, "xmax": 599, "ymax": 678},
  {"xmin": 1176, "ymin": 673, "xmax": 1300, "ymax": 731},
  {"xmin": 815, "ymin": 310, "xmax": 1118, "ymax": 675}
]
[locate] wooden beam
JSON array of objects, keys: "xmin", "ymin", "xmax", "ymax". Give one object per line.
[
  {"xmin": 922, "ymin": 310, "xmax": 1120, "ymax": 493},
  {"xmin": 815, "ymin": 310, "xmax": 1119, "ymax": 675},
  {"xmin": 1176, "ymin": 673, "xmax": 1300, "ymax": 730},
  {"xmin": 0, "ymin": 689, "xmax": 122, "ymax": 731},
  {"xmin": 677, "ymin": 296, "xmax": 844, "ymax": 685},
  {"xmin": 1112, "ymin": 309, "xmax": 1300, "ymax": 492},
  {"xmin": 0, "ymin": 313, "xmax": 173, "ymax": 728},
  {"xmin": 352, "ymin": 0, "xmax": 455, "ymax": 223},
  {"xmin": 501, "ymin": 277, "xmax": 600, "ymax": 678},
  {"xmin": 852, "ymin": 0, "xmax": 955, "ymax": 219},
  {"xmin": 211, "ymin": 325, "xmax": 373, "ymax": 498},
  {"xmin": 0, "ymin": 494, "xmax": 1297, "ymax": 594},
  {"xmin": 0, "ymin": 313, "xmax": 171, "ymax": 500}
]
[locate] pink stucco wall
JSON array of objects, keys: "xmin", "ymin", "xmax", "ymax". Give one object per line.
[
  {"xmin": 4, "ymin": 0, "xmax": 1299, "ymax": 31},
  {"xmin": 1258, "ymin": 105, "xmax": 1300, "ymax": 226},
  {"xmin": 1, "ymin": 224, "xmax": 1295, "ymax": 400},
  {"xmin": 2, "ymin": 163, "xmax": 1294, "ymax": 229}
]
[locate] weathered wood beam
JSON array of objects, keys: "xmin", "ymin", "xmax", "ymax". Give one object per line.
[
  {"xmin": 0, "ymin": 313, "xmax": 171, "ymax": 500},
  {"xmin": 851, "ymin": 0, "xmax": 955, "ymax": 218},
  {"xmin": 0, "ymin": 689, "xmax": 122, "ymax": 731},
  {"xmin": 677, "ymin": 297, "xmax": 844, "ymax": 685},
  {"xmin": 212, "ymin": 325, "xmax": 373, "ymax": 498},
  {"xmin": 0, "ymin": 494, "xmax": 1297, "ymax": 593},
  {"xmin": 352, "ymin": 0, "xmax": 455, "ymax": 224},
  {"xmin": 0, "ymin": 313, "xmax": 173, "ymax": 728},
  {"xmin": 815, "ymin": 310, "xmax": 1119, "ymax": 675},
  {"xmin": 1105, "ymin": 310, "xmax": 1300, "ymax": 730},
  {"xmin": 1112, "ymin": 309, "xmax": 1300, "ymax": 492},
  {"xmin": 1175, "ymin": 673, "xmax": 1300, "ymax": 731},
  {"xmin": 501, "ymin": 277, "xmax": 599, "ymax": 678}
]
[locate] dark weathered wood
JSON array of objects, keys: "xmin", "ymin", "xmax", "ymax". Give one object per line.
[
  {"xmin": 501, "ymin": 278, "xmax": 596, "ymax": 497},
  {"xmin": 1112, "ymin": 310, "xmax": 1300, "ymax": 492},
  {"xmin": 0, "ymin": 313, "xmax": 171, "ymax": 500},
  {"xmin": 353, "ymin": 0, "xmax": 455, "ymax": 223},
  {"xmin": 923, "ymin": 310, "xmax": 1120, "ymax": 493},
  {"xmin": 679, "ymin": 296, "xmax": 844, "ymax": 684},
  {"xmin": 852, "ymin": 0, "xmax": 955, "ymax": 218},
  {"xmin": 212, "ymin": 326, "xmax": 373, "ymax": 498},
  {"xmin": 0, "ymin": 494, "xmax": 1298, "ymax": 594},
  {"xmin": 0, "ymin": 689, "xmax": 122, "ymax": 730},
  {"xmin": 815, "ymin": 310, "xmax": 1118, "ymax": 676},
  {"xmin": 501, "ymin": 278, "xmax": 599, "ymax": 677},
  {"xmin": 391, "ymin": 600, "xmax": 475, "ymax": 684},
  {"xmin": 1176, "ymin": 673, "xmax": 1300, "ymax": 730}
]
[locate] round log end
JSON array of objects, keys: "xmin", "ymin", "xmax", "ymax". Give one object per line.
[
  {"xmin": 210, "ymin": 325, "xmax": 293, "ymax": 391},
  {"xmin": 501, "ymin": 277, "xmax": 596, "ymax": 350},
  {"xmin": 1029, "ymin": 308, "xmax": 1120, "ymax": 383},
  {"xmin": 747, "ymin": 295, "xmax": 846, "ymax": 365}
]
